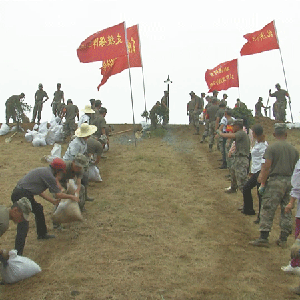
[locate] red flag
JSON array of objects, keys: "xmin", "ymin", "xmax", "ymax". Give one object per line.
[
  {"xmin": 205, "ymin": 59, "xmax": 239, "ymax": 93},
  {"xmin": 97, "ymin": 25, "xmax": 142, "ymax": 90},
  {"xmin": 240, "ymin": 21, "xmax": 279, "ymax": 56},
  {"xmin": 77, "ymin": 22, "xmax": 127, "ymax": 63}
]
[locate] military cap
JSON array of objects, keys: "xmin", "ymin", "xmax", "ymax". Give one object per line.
[
  {"xmin": 189, "ymin": 91, "xmax": 195, "ymax": 96},
  {"xmin": 73, "ymin": 153, "xmax": 89, "ymax": 168},
  {"xmin": 274, "ymin": 123, "xmax": 287, "ymax": 134},
  {"xmin": 258, "ymin": 97, "xmax": 263, "ymax": 101},
  {"xmin": 67, "ymin": 99, "xmax": 72, "ymax": 104},
  {"xmin": 223, "ymin": 93, "xmax": 228, "ymax": 98},
  {"xmin": 201, "ymin": 92, "xmax": 206, "ymax": 96},
  {"xmin": 38, "ymin": 83, "xmax": 43, "ymax": 88},
  {"xmin": 99, "ymin": 107, "xmax": 107, "ymax": 114},
  {"xmin": 275, "ymin": 83, "xmax": 281, "ymax": 88},
  {"xmin": 89, "ymin": 99, "xmax": 96, "ymax": 104},
  {"xmin": 233, "ymin": 119, "xmax": 244, "ymax": 126},
  {"xmin": 16, "ymin": 197, "xmax": 32, "ymax": 221},
  {"xmin": 20, "ymin": 92, "xmax": 25, "ymax": 98},
  {"xmin": 95, "ymin": 100, "xmax": 102, "ymax": 107},
  {"xmin": 213, "ymin": 90, "xmax": 219, "ymax": 95},
  {"xmin": 57, "ymin": 83, "xmax": 61, "ymax": 87}
]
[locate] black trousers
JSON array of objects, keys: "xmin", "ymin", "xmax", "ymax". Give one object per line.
[
  {"xmin": 11, "ymin": 186, "xmax": 47, "ymax": 255},
  {"xmin": 242, "ymin": 171, "xmax": 262, "ymax": 215}
]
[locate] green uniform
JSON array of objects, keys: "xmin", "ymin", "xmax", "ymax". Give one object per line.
[
  {"xmin": 255, "ymin": 101, "xmax": 263, "ymax": 117},
  {"xmin": 5, "ymin": 95, "xmax": 21, "ymax": 124},
  {"xmin": 270, "ymin": 89, "xmax": 288, "ymax": 121},
  {"xmin": 193, "ymin": 95, "xmax": 204, "ymax": 128},
  {"xmin": 92, "ymin": 115, "xmax": 107, "ymax": 139},
  {"xmin": 207, "ymin": 104, "xmax": 219, "ymax": 147},
  {"xmin": 52, "ymin": 90, "xmax": 64, "ymax": 116},
  {"xmin": 187, "ymin": 99, "xmax": 195, "ymax": 125},
  {"xmin": 63, "ymin": 104, "xmax": 79, "ymax": 138},
  {"xmin": 32, "ymin": 89, "xmax": 48, "ymax": 123},
  {"xmin": 160, "ymin": 95, "xmax": 169, "ymax": 125},
  {"xmin": 259, "ymin": 141, "xmax": 299, "ymax": 235},
  {"xmin": 87, "ymin": 136, "xmax": 103, "ymax": 157}
]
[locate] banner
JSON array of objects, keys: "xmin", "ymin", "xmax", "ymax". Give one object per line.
[
  {"xmin": 77, "ymin": 22, "xmax": 127, "ymax": 63},
  {"xmin": 205, "ymin": 59, "xmax": 239, "ymax": 93},
  {"xmin": 97, "ymin": 25, "xmax": 142, "ymax": 90},
  {"xmin": 240, "ymin": 21, "xmax": 279, "ymax": 56}
]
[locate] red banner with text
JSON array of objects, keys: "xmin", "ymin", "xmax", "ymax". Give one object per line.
[
  {"xmin": 97, "ymin": 25, "xmax": 142, "ymax": 90},
  {"xmin": 205, "ymin": 59, "xmax": 239, "ymax": 93},
  {"xmin": 240, "ymin": 21, "xmax": 279, "ymax": 56},
  {"xmin": 77, "ymin": 22, "xmax": 127, "ymax": 63}
]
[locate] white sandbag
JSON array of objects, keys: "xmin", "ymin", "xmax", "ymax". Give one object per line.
[
  {"xmin": 140, "ymin": 121, "xmax": 151, "ymax": 131},
  {"xmin": 88, "ymin": 165, "xmax": 102, "ymax": 182},
  {"xmin": 67, "ymin": 179, "xmax": 78, "ymax": 195},
  {"xmin": 38, "ymin": 122, "xmax": 48, "ymax": 134},
  {"xmin": 33, "ymin": 124, "xmax": 39, "ymax": 130},
  {"xmin": 0, "ymin": 123, "xmax": 10, "ymax": 136},
  {"xmin": 0, "ymin": 250, "xmax": 41, "ymax": 284},
  {"xmin": 32, "ymin": 132, "xmax": 47, "ymax": 147},
  {"xmin": 45, "ymin": 129, "xmax": 56, "ymax": 145},
  {"xmin": 53, "ymin": 125, "xmax": 63, "ymax": 143},
  {"xmin": 51, "ymin": 143, "xmax": 61, "ymax": 158},
  {"xmin": 52, "ymin": 199, "xmax": 83, "ymax": 224}
]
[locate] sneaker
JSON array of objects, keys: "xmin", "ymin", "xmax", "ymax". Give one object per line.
[
  {"xmin": 281, "ymin": 264, "xmax": 300, "ymax": 275},
  {"xmin": 249, "ymin": 238, "xmax": 270, "ymax": 248},
  {"xmin": 224, "ymin": 187, "xmax": 237, "ymax": 193},
  {"xmin": 276, "ymin": 239, "xmax": 287, "ymax": 249},
  {"xmin": 37, "ymin": 234, "xmax": 55, "ymax": 240}
]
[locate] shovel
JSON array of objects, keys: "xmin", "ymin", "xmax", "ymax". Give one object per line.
[{"xmin": 5, "ymin": 131, "xmax": 18, "ymax": 143}]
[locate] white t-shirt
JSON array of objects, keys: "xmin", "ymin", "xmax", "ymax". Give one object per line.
[{"xmin": 250, "ymin": 141, "xmax": 268, "ymax": 174}]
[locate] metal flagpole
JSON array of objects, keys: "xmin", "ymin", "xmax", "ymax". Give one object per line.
[
  {"xmin": 124, "ymin": 22, "xmax": 137, "ymax": 147},
  {"xmin": 137, "ymin": 24, "xmax": 147, "ymax": 114},
  {"xmin": 273, "ymin": 20, "xmax": 293, "ymax": 123}
]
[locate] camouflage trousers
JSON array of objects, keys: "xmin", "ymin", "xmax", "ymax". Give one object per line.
[
  {"xmin": 277, "ymin": 103, "xmax": 286, "ymax": 122},
  {"xmin": 32, "ymin": 101, "xmax": 43, "ymax": 122},
  {"xmin": 202, "ymin": 121, "xmax": 209, "ymax": 141},
  {"xmin": 63, "ymin": 119, "xmax": 77, "ymax": 139},
  {"xmin": 259, "ymin": 176, "xmax": 292, "ymax": 234},
  {"xmin": 230, "ymin": 156, "xmax": 249, "ymax": 192},
  {"xmin": 208, "ymin": 120, "xmax": 216, "ymax": 146},
  {"xmin": 193, "ymin": 109, "xmax": 201, "ymax": 128},
  {"xmin": 189, "ymin": 109, "xmax": 194, "ymax": 125},
  {"xmin": 5, "ymin": 103, "xmax": 17, "ymax": 124}
]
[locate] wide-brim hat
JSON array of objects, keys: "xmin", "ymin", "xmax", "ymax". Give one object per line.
[
  {"xmin": 16, "ymin": 197, "xmax": 32, "ymax": 221},
  {"xmin": 75, "ymin": 123, "xmax": 97, "ymax": 138},
  {"xmin": 82, "ymin": 105, "xmax": 95, "ymax": 114}
]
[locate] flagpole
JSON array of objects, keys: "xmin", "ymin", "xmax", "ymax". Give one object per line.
[
  {"xmin": 124, "ymin": 22, "xmax": 137, "ymax": 147},
  {"xmin": 273, "ymin": 20, "xmax": 293, "ymax": 123},
  {"xmin": 137, "ymin": 24, "xmax": 147, "ymax": 115}
]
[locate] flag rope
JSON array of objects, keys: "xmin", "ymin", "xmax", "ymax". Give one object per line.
[{"xmin": 274, "ymin": 20, "xmax": 293, "ymax": 123}]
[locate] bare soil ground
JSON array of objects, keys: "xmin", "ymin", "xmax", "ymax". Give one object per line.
[{"xmin": 1, "ymin": 118, "xmax": 300, "ymax": 300}]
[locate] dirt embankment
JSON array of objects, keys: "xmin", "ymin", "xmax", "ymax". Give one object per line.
[{"xmin": 1, "ymin": 118, "xmax": 300, "ymax": 300}]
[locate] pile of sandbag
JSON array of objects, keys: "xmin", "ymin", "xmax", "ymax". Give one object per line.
[
  {"xmin": 0, "ymin": 124, "xmax": 15, "ymax": 136},
  {"xmin": 24, "ymin": 117, "xmax": 63, "ymax": 147}
]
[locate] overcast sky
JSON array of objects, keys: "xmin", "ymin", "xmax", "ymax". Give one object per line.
[{"xmin": 1, "ymin": 0, "xmax": 300, "ymax": 125}]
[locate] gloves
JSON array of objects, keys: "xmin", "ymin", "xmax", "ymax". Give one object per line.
[
  {"xmin": 258, "ymin": 186, "xmax": 265, "ymax": 195},
  {"xmin": 291, "ymin": 240, "xmax": 300, "ymax": 259}
]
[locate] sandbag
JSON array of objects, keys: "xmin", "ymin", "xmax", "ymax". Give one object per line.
[
  {"xmin": 0, "ymin": 124, "xmax": 10, "ymax": 136},
  {"xmin": 52, "ymin": 199, "xmax": 83, "ymax": 224},
  {"xmin": 0, "ymin": 250, "xmax": 41, "ymax": 284},
  {"xmin": 38, "ymin": 122, "xmax": 48, "ymax": 134},
  {"xmin": 88, "ymin": 165, "xmax": 102, "ymax": 182}
]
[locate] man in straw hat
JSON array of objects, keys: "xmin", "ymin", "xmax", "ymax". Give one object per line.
[
  {"xmin": 78, "ymin": 105, "xmax": 95, "ymax": 128},
  {"xmin": 11, "ymin": 158, "xmax": 80, "ymax": 255},
  {"xmin": 63, "ymin": 123, "xmax": 97, "ymax": 201},
  {"xmin": 249, "ymin": 123, "xmax": 299, "ymax": 248}
]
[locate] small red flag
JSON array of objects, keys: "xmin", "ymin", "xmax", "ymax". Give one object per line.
[
  {"xmin": 240, "ymin": 21, "xmax": 279, "ymax": 56},
  {"xmin": 97, "ymin": 25, "xmax": 142, "ymax": 90},
  {"xmin": 77, "ymin": 22, "xmax": 127, "ymax": 63},
  {"xmin": 205, "ymin": 59, "xmax": 239, "ymax": 93}
]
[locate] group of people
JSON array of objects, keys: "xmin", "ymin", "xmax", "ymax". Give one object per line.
[
  {"xmin": 149, "ymin": 90, "xmax": 169, "ymax": 128},
  {"xmin": 1, "ymin": 96, "xmax": 110, "ymax": 273},
  {"xmin": 189, "ymin": 84, "xmax": 300, "ymax": 294}
]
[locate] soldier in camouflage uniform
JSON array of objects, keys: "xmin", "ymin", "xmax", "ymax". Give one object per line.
[
  {"xmin": 61, "ymin": 99, "xmax": 79, "ymax": 140},
  {"xmin": 32, "ymin": 83, "xmax": 49, "ymax": 124},
  {"xmin": 206, "ymin": 98, "xmax": 220, "ymax": 152},
  {"xmin": 255, "ymin": 97, "xmax": 264, "ymax": 117},
  {"xmin": 269, "ymin": 83, "xmax": 290, "ymax": 122},
  {"xmin": 217, "ymin": 119, "xmax": 250, "ymax": 194},
  {"xmin": 200, "ymin": 96, "xmax": 212, "ymax": 143},
  {"xmin": 161, "ymin": 91, "xmax": 169, "ymax": 126},
  {"xmin": 187, "ymin": 91, "xmax": 196, "ymax": 125},
  {"xmin": 5, "ymin": 93, "xmax": 25, "ymax": 124},
  {"xmin": 249, "ymin": 123, "xmax": 299, "ymax": 248},
  {"xmin": 193, "ymin": 92, "xmax": 205, "ymax": 135},
  {"xmin": 51, "ymin": 83, "xmax": 65, "ymax": 117}
]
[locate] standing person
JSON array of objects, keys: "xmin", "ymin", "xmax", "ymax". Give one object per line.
[
  {"xmin": 215, "ymin": 101, "xmax": 226, "ymax": 153},
  {"xmin": 51, "ymin": 83, "xmax": 65, "ymax": 117},
  {"xmin": 150, "ymin": 101, "xmax": 161, "ymax": 129},
  {"xmin": 193, "ymin": 92, "xmax": 205, "ymax": 135},
  {"xmin": 11, "ymin": 158, "xmax": 80, "ymax": 255},
  {"xmin": 31, "ymin": 83, "xmax": 49, "ymax": 124},
  {"xmin": 255, "ymin": 97, "xmax": 264, "ymax": 117},
  {"xmin": 161, "ymin": 91, "xmax": 169, "ymax": 126},
  {"xmin": 269, "ymin": 83, "xmax": 290, "ymax": 122},
  {"xmin": 281, "ymin": 158, "xmax": 300, "ymax": 276},
  {"xmin": 92, "ymin": 107, "xmax": 109, "ymax": 144},
  {"xmin": 206, "ymin": 98, "xmax": 220, "ymax": 152},
  {"xmin": 217, "ymin": 119, "xmax": 250, "ymax": 196},
  {"xmin": 200, "ymin": 96, "xmax": 212, "ymax": 143},
  {"xmin": 187, "ymin": 92, "xmax": 196, "ymax": 125},
  {"xmin": 242, "ymin": 124, "xmax": 268, "ymax": 217},
  {"xmin": 221, "ymin": 93, "xmax": 228, "ymax": 106},
  {"xmin": 235, "ymin": 98, "xmax": 246, "ymax": 108},
  {"xmin": 5, "ymin": 93, "xmax": 25, "ymax": 124},
  {"xmin": 78, "ymin": 105, "xmax": 95, "ymax": 128},
  {"xmin": 63, "ymin": 123, "xmax": 97, "ymax": 202},
  {"xmin": 61, "ymin": 99, "xmax": 79, "ymax": 140},
  {"xmin": 249, "ymin": 123, "xmax": 299, "ymax": 248}
]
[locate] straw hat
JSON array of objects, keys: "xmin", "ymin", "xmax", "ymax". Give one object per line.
[
  {"xmin": 82, "ymin": 105, "xmax": 95, "ymax": 114},
  {"xmin": 75, "ymin": 123, "xmax": 97, "ymax": 138}
]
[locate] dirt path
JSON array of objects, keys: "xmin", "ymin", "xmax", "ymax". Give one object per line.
[{"xmin": 1, "ymin": 122, "xmax": 300, "ymax": 299}]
